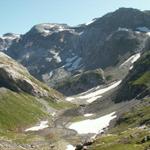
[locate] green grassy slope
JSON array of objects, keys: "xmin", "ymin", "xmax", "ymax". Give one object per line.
[{"xmin": 0, "ymin": 89, "xmax": 47, "ymax": 131}]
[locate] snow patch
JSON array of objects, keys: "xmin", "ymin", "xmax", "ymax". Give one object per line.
[
  {"xmin": 129, "ymin": 66, "xmax": 133, "ymax": 70},
  {"xmin": 69, "ymin": 112, "xmax": 116, "ymax": 134},
  {"xmin": 146, "ymin": 32, "xmax": 150, "ymax": 36},
  {"xmin": 84, "ymin": 114, "xmax": 94, "ymax": 117},
  {"xmin": 131, "ymin": 53, "xmax": 141, "ymax": 63},
  {"xmin": 50, "ymin": 50, "xmax": 61, "ymax": 63},
  {"xmin": 39, "ymin": 23, "xmax": 75, "ymax": 35},
  {"xmin": 66, "ymin": 97, "xmax": 75, "ymax": 101},
  {"xmin": 66, "ymin": 144, "xmax": 75, "ymax": 150},
  {"xmin": 79, "ymin": 81, "xmax": 122, "ymax": 99},
  {"xmin": 52, "ymin": 112, "xmax": 56, "ymax": 117},
  {"xmin": 49, "ymin": 71, "xmax": 53, "ymax": 78},
  {"xmin": 118, "ymin": 27, "xmax": 129, "ymax": 32},
  {"xmin": 87, "ymin": 95, "xmax": 102, "ymax": 103},
  {"xmin": 25, "ymin": 121, "xmax": 49, "ymax": 132},
  {"xmin": 45, "ymin": 57, "xmax": 52, "ymax": 62},
  {"xmin": 120, "ymin": 53, "xmax": 141, "ymax": 67}
]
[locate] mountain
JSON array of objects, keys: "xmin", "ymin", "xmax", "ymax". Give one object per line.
[{"xmin": 1, "ymin": 8, "xmax": 149, "ymax": 89}]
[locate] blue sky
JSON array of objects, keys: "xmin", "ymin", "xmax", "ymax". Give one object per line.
[{"xmin": 0, "ymin": 0, "xmax": 149, "ymax": 36}]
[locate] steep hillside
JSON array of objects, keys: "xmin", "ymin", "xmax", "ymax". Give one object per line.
[
  {"xmin": 0, "ymin": 52, "xmax": 63, "ymax": 101},
  {"xmin": 115, "ymin": 51, "xmax": 150, "ymax": 102}
]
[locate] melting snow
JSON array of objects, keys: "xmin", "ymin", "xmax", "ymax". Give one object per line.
[
  {"xmin": 66, "ymin": 144, "xmax": 75, "ymax": 150},
  {"xmin": 25, "ymin": 121, "xmax": 49, "ymax": 132},
  {"xmin": 84, "ymin": 114, "xmax": 94, "ymax": 117},
  {"xmin": 120, "ymin": 53, "xmax": 141, "ymax": 67},
  {"xmin": 52, "ymin": 112, "xmax": 56, "ymax": 117},
  {"xmin": 49, "ymin": 71, "xmax": 53, "ymax": 78},
  {"xmin": 66, "ymin": 97, "xmax": 75, "ymax": 101},
  {"xmin": 129, "ymin": 66, "xmax": 133, "ymax": 70},
  {"xmin": 45, "ymin": 57, "xmax": 52, "ymax": 62},
  {"xmin": 146, "ymin": 32, "xmax": 150, "ymax": 36},
  {"xmin": 66, "ymin": 80, "xmax": 121, "ymax": 103},
  {"xmin": 69, "ymin": 112, "xmax": 116, "ymax": 134},
  {"xmin": 50, "ymin": 50, "xmax": 61, "ymax": 63},
  {"xmin": 118, "ymin": 27, "xmax": 129, "ymax": 32},
  {"xmin": 79, "ymin": 81, "xmax": 122, "ymax": 99},
  {"xmin": 87, "ymin": 95, "xmax": 102, "ymax": 103}
]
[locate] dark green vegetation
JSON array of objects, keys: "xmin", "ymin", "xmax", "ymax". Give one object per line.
[
  {"xmin": 90, "ymin": 98, "xmax": 150, "ymax": 150},
  {"xmin": 55, "ymin": 69, "xmax": 105, "ymax": 96}
]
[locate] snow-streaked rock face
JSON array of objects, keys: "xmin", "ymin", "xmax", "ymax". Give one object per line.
[
  {"xmin": 0, "ymin": 33, "xmax": 20, "ymax": 51},
  {"xmin": 25, "ymin": 121, "xmax": 49, "ymax": 132},
  {"xmin": 68, "ymin": 112, "xmax": 116, "ymax": 134},
  {"xmin": 31, "ymin": 23, "xmax": 75, "ymax": 36},
  {"xmin": 50, "ymin": 49, "xmax": 62, "ymax": 63}
]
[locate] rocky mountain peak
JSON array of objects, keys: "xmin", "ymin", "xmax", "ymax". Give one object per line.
[
  {"xmin": 2, "ymin": 33, "xmax": 20, "ymax": 39},
  {"xmin": 28, "ymin": 23, "xmax": 75, "ymax": 36}
]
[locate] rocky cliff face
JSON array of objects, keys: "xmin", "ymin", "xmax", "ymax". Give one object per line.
[
  {"xmin": 0, "ymin": 33, "xmax": 20, "ymax": 51},
  {"xmin": 114, "ymin": 50, "xmax": 150, "ymax": 102},
  {"xmin": 0, "ymin": 52, "xmax": 63, "ymax": 101},
  {"xmin": 1, "ymin": 8, "xmax": 150, "ymax": 88},
  {"xmin": 55, "ymin": 69, "xmax": 106, "ymax": 96}
]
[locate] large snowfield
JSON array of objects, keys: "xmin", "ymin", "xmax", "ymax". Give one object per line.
[{"xmin": 69, "ymin": 112, "xmax": 116, "ymax": 134}]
